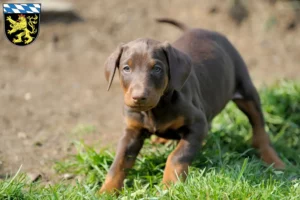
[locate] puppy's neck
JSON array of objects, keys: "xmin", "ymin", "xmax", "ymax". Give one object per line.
[
  {"xmin": 161, "ymin": 84, "xmax": 176, "ymax": 102},
  {"xmin": 153, "ymin": 89, "xmax": 178, "ymax": 111}
]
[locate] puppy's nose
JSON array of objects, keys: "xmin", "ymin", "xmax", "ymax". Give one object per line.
[{"xmin": 132, "ymin": 94, "xmax": 147, "ymax": 103}]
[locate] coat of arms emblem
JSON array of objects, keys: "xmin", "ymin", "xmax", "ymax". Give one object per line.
[{"xmin": 3, "ymin": 3, "xmax": 41, "ymax": 46}]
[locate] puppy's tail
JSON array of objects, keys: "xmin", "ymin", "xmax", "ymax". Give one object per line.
[{"xmin": 155, "ymin": 18, "xmax": 189, "ymax": 32}]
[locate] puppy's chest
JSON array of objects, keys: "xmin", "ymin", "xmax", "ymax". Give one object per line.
[{"xmin": 126, "ymin": 112, "xmax": 185, "ymax": 134}]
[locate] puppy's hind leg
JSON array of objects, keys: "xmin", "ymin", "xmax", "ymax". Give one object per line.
[
  {"xmin": 233, "ymin": 83, "xmax": 285, "ymax": 169},
  {"xmin": 225, "ymin": 35, "xmax": 285, "ymax": 169}
]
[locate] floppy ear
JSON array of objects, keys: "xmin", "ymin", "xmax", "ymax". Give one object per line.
[
  {"xmin": 104, "ymin": 44, "xmax": 124, "ymax": 91},
  {"xmin": 162, "ymin": 42, "xmax": 192, "ymax": 91}
]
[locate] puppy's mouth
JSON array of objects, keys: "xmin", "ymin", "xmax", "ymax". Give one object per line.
[{"xmin": 128, "ymin": 105, "xmax": 154, "ymax": 111}]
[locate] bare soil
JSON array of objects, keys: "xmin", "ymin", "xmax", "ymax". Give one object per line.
[{"xmin": 0, "ymin": 0, "xmax": 299, "ymax": 181}]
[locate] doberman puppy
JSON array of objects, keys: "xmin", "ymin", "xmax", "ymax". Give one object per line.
[{"xmin": 100, "ymin": 18, "xmax": 285, "ymax": 193}]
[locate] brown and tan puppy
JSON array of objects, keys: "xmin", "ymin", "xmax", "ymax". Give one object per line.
[{"xmin": 100, "ymin": 18, "xmax": 285, "ymax": 193}]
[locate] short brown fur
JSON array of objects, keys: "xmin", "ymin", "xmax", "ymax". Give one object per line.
[{"xmin": 100, "ymin": 18, "xmax": 285, "ymax": 193}]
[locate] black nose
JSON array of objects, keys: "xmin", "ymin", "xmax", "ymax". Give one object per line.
[{"xmin": 132, "ymin": 95, "xmax": 147, "ymax": 103}]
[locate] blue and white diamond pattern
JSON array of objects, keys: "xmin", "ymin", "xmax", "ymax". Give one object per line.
[{"xmin": 3, "ymin": 4, "xmax": 41, "ymax": 14}]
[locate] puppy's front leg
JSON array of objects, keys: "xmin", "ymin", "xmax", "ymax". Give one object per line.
[
  {"xmin": 163, "ymin": 121, "xmax": 207, "ymax": 185},
  {"xmin": 100, "ymin": 128, "xmax": 145, "ymax": 193}
]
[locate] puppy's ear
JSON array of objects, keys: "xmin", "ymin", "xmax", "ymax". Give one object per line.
[
  {"xmin": 162, "ymin": 42, "xmax": 192, "ymax": 91},
  {"xmin": 104, "ymin": 44, "xmax": 124, "ymax": 91}
]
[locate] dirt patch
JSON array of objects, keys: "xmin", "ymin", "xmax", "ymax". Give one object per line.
[{"xmin": 0, "ymin": 0, "xmax": 299, "ymax": 181}]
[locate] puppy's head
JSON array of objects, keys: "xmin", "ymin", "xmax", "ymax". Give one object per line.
[{"xmin": 105, "ymin": 38, "xmax": 192, "ymax": 111}]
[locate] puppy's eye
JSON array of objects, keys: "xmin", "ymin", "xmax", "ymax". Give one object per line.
[
  {"xmin": 153, "ymin": 65, "xmax": 162, "ymax": 73},
  {"xmin": 123, "ymin": 65, "xmax": 131, "ymax": 73}
]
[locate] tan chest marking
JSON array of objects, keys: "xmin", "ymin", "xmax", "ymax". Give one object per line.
[
  {"xmin": 125, "ymin": 116, "xmax": 185, "ymax": 133},
  {"xmin": 158, "ymin": 116, "xmax": 185, "ymax": 132}
]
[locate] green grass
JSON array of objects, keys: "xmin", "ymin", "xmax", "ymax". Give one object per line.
[{"xmin": 1, "ymin": 80, "xmax": 300, "ymax": 199}]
